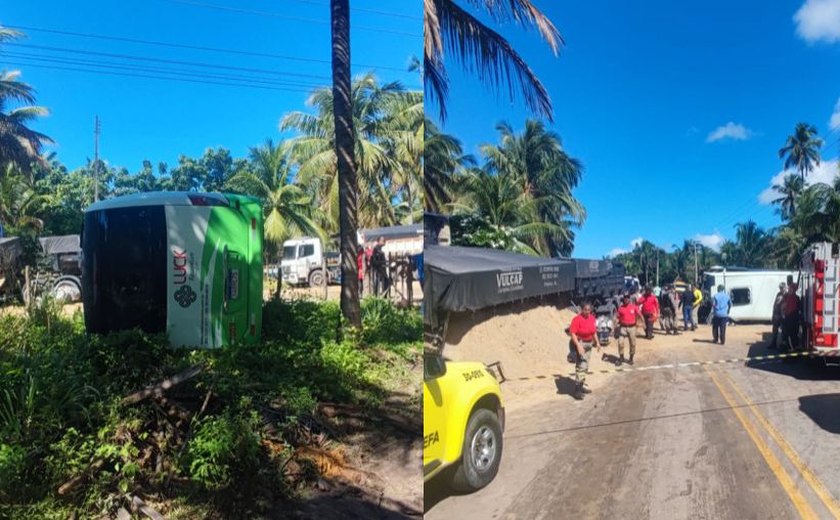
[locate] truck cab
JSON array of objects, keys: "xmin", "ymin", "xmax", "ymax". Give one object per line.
[
  {"xmin": 424, "ymin": 350, "xmax": 505, "ymax": 492},
  {"xmin": 280, "ymin": 237, "xmax": 339, "ymax": 287}
]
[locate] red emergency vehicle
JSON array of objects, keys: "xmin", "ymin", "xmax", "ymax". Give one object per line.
[{"xmin": 799, "ymin": 242, "xmax": 840, "ymax": 358}]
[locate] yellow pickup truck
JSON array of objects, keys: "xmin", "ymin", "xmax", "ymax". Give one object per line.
[{"xmin": 423, "ymin": 350, "xmax": 505, "ymax": 491}]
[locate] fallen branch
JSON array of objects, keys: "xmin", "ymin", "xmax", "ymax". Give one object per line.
[
  {"xmin": 58, "ymin": 458, "xmax": 105, "ymax": 496},
  {"xmin": 130, "ymin": 495, "xmax": 165, "ymax": 520},
  {"xmin": 121, "ymin": 364, "xmax": 204, "ymax": 406}
]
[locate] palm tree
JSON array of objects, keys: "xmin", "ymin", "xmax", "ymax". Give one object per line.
[
  {"xmin": 733, "ymin": 220, "xmax": 772, "ymax": 268},
  {"xmin": 771, "ymin": 174, "xmax": 804, "ymax": 220},
  {"xmin": 225, "ymin": 140, "xmax": 322, "ymax": 245},
  {"xmin": 281, "ymin": 73, "xmax": 418, "ymax": 231},
  {"xmin": 454, "ymin": 168, "xmax": 564, "ymax": 255},
  {"xmin": 424, "ymin": 0, "xmax": 562, "ymax": 120},
  {"xmin": 479, "ymin": 120, "xmax": 584, "ymax": 256},
  {"xmin": 379, "ymin": 89, "xmax": 424, "ymax": 223},
  {"xmin": 424, "ymin": 119, "xmax": 473, "ymax": 213},
  {"xmin": 779, "ymin": 123, "xmax": 823, "ymax": 182},
  {"xmin": 0, "ymin": 163, "xmax": 45, "ymax": 234},
  {"xmin": 329, "ymin": 0, "xmax": 360, "ymax": 328},
  {"xmin": 0, "ymin": 69, "xmax": 53, "ymax": 171}
]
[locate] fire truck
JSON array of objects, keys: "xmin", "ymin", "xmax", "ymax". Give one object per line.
[{"xmin": 799, "ymin": 242, "xmax": 840, "ymax": 361}]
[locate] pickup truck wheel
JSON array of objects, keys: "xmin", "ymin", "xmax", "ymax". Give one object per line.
[
  {"xmin": 308, "ymin": 269, "xmax": 326, "ymax": 288},
  {"xmin": 52, "ymin": 279, "xmax": 81, "ymax": 303},
  {"xmin": 452, "ymin": 408, "xmax": 503, "ymax": 492}
]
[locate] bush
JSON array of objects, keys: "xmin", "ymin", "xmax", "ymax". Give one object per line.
[
  {"xmin": 361, "ymin": 297, "xmax": 422, "ymax": 346},
  {"xmin": 0, "ymin": 443, "xmax": 26, "ymax": 500},
  {"xmin": 184, "ymin": 411, "xmax": 261, "ymax": 491}
]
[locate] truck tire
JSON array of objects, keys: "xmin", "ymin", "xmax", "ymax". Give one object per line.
[
  {"xmin": 451, "ymin": 408, "xmax": 503, "ymax": 492},
  {"xmin": 308, "ymin": 269, "xmax": 326, "ymax": 288},
  {"xmin": 52, "ymin": 278, "xmax": 81, "ymax": 303}
]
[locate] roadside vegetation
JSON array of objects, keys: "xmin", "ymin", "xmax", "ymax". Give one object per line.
[{"xmin": 0, "ymin": 296, "xmax": 421, "ymax": 518}]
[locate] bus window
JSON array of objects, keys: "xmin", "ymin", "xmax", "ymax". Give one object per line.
[{"xmin": 730, "ymin": 288, "xmax": 751, "ymax": 306}]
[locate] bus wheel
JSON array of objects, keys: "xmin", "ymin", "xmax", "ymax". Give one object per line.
[{"xmin": 308, "ymin": 269, "xmax": 326, "ymax": 288}]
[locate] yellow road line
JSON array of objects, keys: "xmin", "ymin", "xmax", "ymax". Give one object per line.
[
  {"xmin": 720, "ymin": 370, "xmax": 840, "ymax": 519},
  {"xmin": 704, "ymin": 366, "xmax": 817, "ymax": 519}
]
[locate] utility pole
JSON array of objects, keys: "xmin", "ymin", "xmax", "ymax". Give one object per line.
[
  {"xmin": 694, "ymin": 242, "xmax": 699, "ymax": 286},
  {"xmin": 656, "ymin": 249, "xmax": 660, "ymax": 287},
  {"xmin": 94, "ymin": 115, "xmax": 101, "ymax": 202}
]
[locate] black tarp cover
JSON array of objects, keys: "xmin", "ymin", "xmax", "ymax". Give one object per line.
[{"xmin": 423, "ymin": 246, "xmax": 576, "ymax": 330}]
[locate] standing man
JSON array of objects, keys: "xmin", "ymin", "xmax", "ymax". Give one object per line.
[
  {"xmin": 679, "ymin": 284, "xmax": 696, "ymax": 331},
  {"xmin": 637, "ymin": 286, "xmax": 660, "ymax": 340},
  {"xmin": 693, "ymin": 284, "xmax": 704, "ymax": 327},
  {"xmin": 370, "ymin": 237, "xmax": 388, "ymax": 296},
  {"xmin": 615, "ymin": 294, "xmax": 641, "ymax": 366},
  {"xmin": 569, "ymin": 302, "xmax": 597, "ymax": 400},
  {"xmin": 711, "ymin": 285, "xmax": 731, "ymax": 345},
  {"xmin": 769, "ymin": 282, "xmax": 785, "ymax": 349},
  {"xmin": 781, "ymin": 282, "xmax": 801, "ymax": 353},
  {"xmin": 659, "ymin": 285, "xmax": 679, "ymax": 335},
  {"xmin": 357, "ymin": 247, "xmax": 365, "ymax": 297}
]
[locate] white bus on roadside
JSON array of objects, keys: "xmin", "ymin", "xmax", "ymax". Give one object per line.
[{"xmin": 701, "ymin": 267, "xmax": 796, "ymax": 322}]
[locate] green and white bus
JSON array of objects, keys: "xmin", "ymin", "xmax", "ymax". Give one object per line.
[{"xmin": 81, "ymin": 192, "xmax": 263, "ymax": 348}]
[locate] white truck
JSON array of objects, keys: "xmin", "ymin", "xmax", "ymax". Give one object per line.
[{"xmin": 280, "ymin": 237, "xmax": 341, "ymax": 287}]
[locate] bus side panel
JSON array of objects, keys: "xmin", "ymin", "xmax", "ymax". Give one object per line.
[{"xmin": 165, "ymin": 206, "xmax": 215, "ymax": 348}]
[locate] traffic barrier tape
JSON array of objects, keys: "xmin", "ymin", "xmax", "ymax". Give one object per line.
[{"xmin": 510, "ymin": 350, "xmax": 838, "ymax": 381}]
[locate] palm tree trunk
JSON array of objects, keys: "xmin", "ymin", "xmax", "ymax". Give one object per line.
[{"xmin": 331, "ymin": 0, "xmax": 361, "ymax": 328}]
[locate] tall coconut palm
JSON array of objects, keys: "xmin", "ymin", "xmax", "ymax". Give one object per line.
[
  {"xmin": 771, "ymin": 174, "xmax": 804, "ymax": 220},
  {"xmin": 0, "ymin": 163, "xmax": 45, "ymax": 234},
  {"xmin": 379, "ymin": 89, "xmax": 424, "ymax": 223},
  {"xmin": 0, "ymin": 70, "xmax": 52, "ymax": 171},
  {"xmin": 733, "ymin": 220, "xmax": 772, "ymax": 268},
  {"xmin": 424, "ymin": 118, "xmax": 473, "ymax": 213},
  {"xmin": 281, "ymin": 73, "xmax": 418, "ymax": 231},
  {"xmin": 480, "ymin": 119, "xmax": 584, "ymax": 256},
  {"xmin": 225, "ymin": 140, "xmax": 322, "ymax": 245},
  {"xmin": 454, "ymin": 168, "xmax": 564, "ymax": 255},
  {"xmin": 329, "ymin": 0, "xmax": 360, "ymax": 327},
  {"xmin": 424, "ymin": 0, "xmax": 562, "ymax": 120},
  {"xmin": 779, "ymin": 122, "xmax": 823, "ymax": 182}
]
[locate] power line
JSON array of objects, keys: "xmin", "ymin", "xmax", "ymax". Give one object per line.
[
  {"xmin": 6, "ymin": 25, "xmax": 412, "ymax": 73},
  {"xmin": 4, "ymin": 53, "xmax": 326, "ymax": 89},
  {"xmin": 2, "ymin": 60, "xmax": 316, "ymax": 93},
  {"xmin": 157, "ymin": 0, "xmax": 422, "ymax": 39},
  {"xmin": 7, "ymin": 42, "xmax": 333, "ymax": 81}
]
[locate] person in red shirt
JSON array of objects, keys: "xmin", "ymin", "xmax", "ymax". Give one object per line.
[
  {"xmin": 637, "ymin": 286, "xmax": 660, "ymax": 340},
  {"xmin": 357, "ymin": 248, "xmax": 365, "ymax": 296},
  {"xmin": 569, "ymin": 302, "xmax": 596, "ymax": 400},
  {"xmin": 615, "ymin": 294, "xmax": 641, "ymax": 366}
]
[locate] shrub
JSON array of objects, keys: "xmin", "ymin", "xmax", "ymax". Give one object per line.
[
  {"xmin": 0, "ymin": 443, "xmax": 26, "ymax": 500},
  {"xmin": 184, "ymin": 412, "xmax": 261, "ymax": 491},
  {"xmin": 361, "ymin": 297, "xmax": 422, "ymax": 346}
]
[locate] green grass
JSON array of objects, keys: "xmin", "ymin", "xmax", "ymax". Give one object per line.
[{"xmin": 0, "ymin": 296, "xmax": 421, "ymax": 519}]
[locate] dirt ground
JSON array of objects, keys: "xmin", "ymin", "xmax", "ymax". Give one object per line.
[{"xmin": 265, "ymin": 280, "xmax": 423, "ymax": 306}]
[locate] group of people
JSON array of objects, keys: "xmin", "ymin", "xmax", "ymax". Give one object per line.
[
  {"xmin": 566, "ymin": 282, "xmax": 734, "ymax": 401},
  {"xmin": 356, "ymin": 236, "xmax": 389, "ymax": 296},
  {"xmin": 770, "ymin": 280, "xmax": 803, "ymax": 352}
]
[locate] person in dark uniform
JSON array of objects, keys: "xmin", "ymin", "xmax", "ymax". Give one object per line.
[
  {"xmin": 370, "ymin": 236, "xmax": 389, "ymax": 296},
  {"xmin": 781, "ymin": 283, "xmax": 801, "ymax": 352},
  {"xmin": 569, "ymin": 302, "xmax": 596, "ymax": 400},
  {"xmin": 769, "ymin": 282, "xmax": 785, "ymax": 349}
]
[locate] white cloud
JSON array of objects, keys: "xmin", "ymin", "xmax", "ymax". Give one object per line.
[
  {"xmin": 693, "ymin": 232, "xmax": 725, "ymax": 252},
  {"xmin": 830, "ymin": 98, "xmax": 840, "ymax": 130},
  {"xmin": 794, "ymin": 0, "xmax": 840, "ymax": 43},
  {"xmin": 607, "ymin": 248, "xmax": 627, "ymax": 258},
  {"xmin": 630, "ymin": 237, "xmax": 644, "ymax": 248},
  {"xmin": 757, "ymin": 159, "xmax": 840, "ymax": 204},
  {"xmin": 706, "ymin": 122, "xmax": 753, "ymax": 143}
]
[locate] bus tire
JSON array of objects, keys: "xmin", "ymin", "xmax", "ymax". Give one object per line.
[
  {"xmin": 308, "ymin": 269, "xmax": 326, "ymax": 288},
  {"xmin": 451, "ymin": 408, "xmax": 503, "ymax": 492}
]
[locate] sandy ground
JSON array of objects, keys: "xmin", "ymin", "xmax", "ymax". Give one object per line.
[{"xmin": 428, "ymin": 307, "xmax": 840, "ymax": 519}]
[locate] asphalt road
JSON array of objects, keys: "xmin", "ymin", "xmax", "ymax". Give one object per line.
[{"xmin": 425, "ymin": 325, "xmax": 840, "ymax": 520}]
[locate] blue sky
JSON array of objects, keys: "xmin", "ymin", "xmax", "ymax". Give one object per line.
[
  {"xmin": 428, "ymin": 0, "xmax": 840, "ymax": 259},
  {"xmin": 3, "ymin": 0, "xmax": 421, "ymax": 170}
]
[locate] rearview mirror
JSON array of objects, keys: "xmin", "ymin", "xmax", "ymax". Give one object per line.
[{"xmin": 424, "ymin": 352, "xmax": 447, "ymax": 380}]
